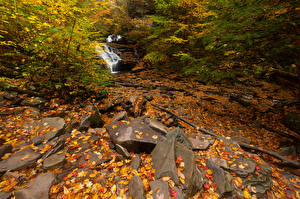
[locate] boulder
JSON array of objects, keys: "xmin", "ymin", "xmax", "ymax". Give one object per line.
[
  {"xmin": 107, "ymin": 117, "xmax": 166, "ymax": 153},
  {"xmin": 79, "ymin": 106, "xmax": 104, "ymax": 130},
  {"xmin": 115, "ymin": 144, "xmax": 131, "ymax": 159},
  {"xmin": 149, "ymin": 180, "xmax": 170, "ymax": 199},
  {"xmin": 130, "ymin": 155, "xmax": 141, "ymax": 170},
  {"xmin": 128, "ymin": 175, "xmax": 145, "ymax": 199},
  {"xmin": 148, "ymin": 119, "xmax": 169, "ymax": 135},
  {"xmin": 206, "ymin": 158, "xmax": 233, "ymax": 196},
  {"xmin": 151, "ymin": 135, "xmax": 179, "ymax": 184},
  {"xmin": 0, "ymin": 192, "xmax": 12, "ymax": 199},
  {"xmin": 111, "ymin": 111, "xmax": 128, "ymax": 123},
  {"xmin": 0, "ymin": 144, "xmax": 12, "ymax": 159},
  {"xmin": 3, "ymin": 91, "xmax": 18, "ymax": 100},
  {"xmin": 15, "ymin": 172, "xmax": 55, "ymax": 199},
  {"xmin": 21, "ymin": 97, "xmax": 45, "ymax": 106},
  {"xmin": 175, "ymin": 142, "xmax": 204, "ymax": 196},
  {"xmin": 189, "ymin": 138, "xmax": 211, "ymax": 150},
  {"xmin": 283, "ymin": 113, "xmax": 300, "ymax": 135},
  {"xmin": 0, "ymin": 148, "xmax": 41, "ymax": 173},
  {"xmin": 43, "ymin": 152, "xmax": 65, "ymax": 169}
]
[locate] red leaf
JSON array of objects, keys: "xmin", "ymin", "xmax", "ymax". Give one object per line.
[
  {"xmin": 169, "ymin": 189, "xmax": 177, "ymax": 198},
  {"xmin": 80, "ymin": 163, "xmax": 87, "ymax": 168},
  {"xmin": 176, "ymin": 156, "xmax": 184, "ymax": 164},
  {"xmin": 204, "ymin": 183, "xmax": 210, "ymax": 190},
  {"xmin": 72, "ymin": 171, "xmax": 78, "ymax": 177}
]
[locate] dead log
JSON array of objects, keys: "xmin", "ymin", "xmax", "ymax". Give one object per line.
[{"xmin": 152, "ymin": 104, "xmax": 300, "ymax": 168}]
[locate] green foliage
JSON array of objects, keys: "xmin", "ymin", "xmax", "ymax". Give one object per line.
[
  {"xmin": 0, "ymin": 0, "xmax": 111, "ymax": 94},
  {"xmin": 144, "ymin": 0, "xmax": 299, "ymax": 83}
]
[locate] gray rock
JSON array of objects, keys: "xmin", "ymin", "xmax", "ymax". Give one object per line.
[
  {"xmin": 31, "ymin": 136, "xmax": 43, "ymax": 146},
  {"xmin": 15, "ymin": 172, "xmax": 55, "ymax": 199},
  {"xmin": 175, "ymin": 142, "xmax": 204, "ymax": 196},
  {"xmin": 226, "ymin": 156, "xmax": 256, "ymax": 177},
  {"xmin": 151, "ymin": 135, "xmax": 179, "ymax": 184},
  {"xmin": 174, "ymin": 187, "xmax": 184, "ymax": 199},
  {"xmin": 3, "ymin": 92, "xmax": 18, "ymax": 100},
  {"xmin": 283, "ymin": 113, "xmax": 300, "ymax": 135},
  {"xmin": 149, "ymin": 180, "xmax": 170, "ymax": 199},
  {"xmin": 190, "ymin": 138, "xmax": 210, "ymax": 150},
  {"xmin": 116, "ymin": 144, "xmax": 131, "ymax": 159},
  {"xmin": 43, "ymin": 152, "xmax": 65, "ymax": 169},
  {"xmin": 21, "ymin": 97, "xmax": 44, "ymax": 106},
  {"xmin": 166, "ymin": 128, "xmax": 193, "ymax": 150},
  {"xmin": 0, "ymin": 144, "xmax": 12, "ymax": 159},
  {"xmin": 25, "ymin": 107, "xmax": 40, "ymax": 118},
  {"xmin": 0, "ymin": 192, "xmax": 12, "ymax": 199},
  {"xmin": 128, "ymin": 175, "xmax": 145, "ymax": 199},
  {"xmin": 130, "ymin": 155, "xmax": 141, "ymax": 170},
  {"xmin": 206, "ymin": 158, "xmax": 231, "ymax": 195},
  {"xmin": 79, "ymin": 106, "xmax": 104, "ymax": 130},
  {"xmin": 42, "ymin": 117, "xmax": 66, "ymax": 141},
  {"xmin": 280, "ymin": 145, "xmax": 297, "ymax": 157},
  {"xmin": 0, "ymin": 148, "xmax": 41, "ymax": 173},
  {"xmin": 112, "ymin": 111, "xmax": 128, "ymax": 123},
  {"xmin": 148, "ymin": 119, "xmax": 169, "ymax": 135},
  {"xmin": 108, "ymin": 117, "xmax": 166, "ymax": 153}
]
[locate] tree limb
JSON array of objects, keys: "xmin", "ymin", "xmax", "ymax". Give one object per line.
[{"xmin": 151, "ymin": 104, "xmax": 300, "ymax": 168}]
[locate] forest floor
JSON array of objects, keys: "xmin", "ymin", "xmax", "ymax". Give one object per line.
[{"xmin": 0, "ymin": 67, "xmax": 299, "ymax": 199}]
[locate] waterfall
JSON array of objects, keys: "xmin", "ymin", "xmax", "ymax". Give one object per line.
[{"xmin": 96, "ymin": 35, "xmax": 122, "ymax": 74}]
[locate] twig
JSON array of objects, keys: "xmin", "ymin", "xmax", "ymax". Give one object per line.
[{"xmin": 151, "ymin": 104, "xmax": 300, "ymax": 168}]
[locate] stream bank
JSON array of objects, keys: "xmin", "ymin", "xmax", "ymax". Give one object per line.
[{"xmin": 0, "ymin": 67, "xmax": 299, "ymax": 198}]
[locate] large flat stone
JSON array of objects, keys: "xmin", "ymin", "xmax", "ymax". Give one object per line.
[
  {"xmin": 108, "ymin": 117, "xmax": 166, "ymax": 153},
  {"xmin": 43, "ymin": 152, "xmax": 65, "ymax": 169},
  {"xmin": 149, "ymin": 180, "xmax": 170, "ymax": 199},
  {"xmin": 15, "ymin": 172, "xmax": 55, "ymax": 199},
  {"xmin": 128, "ymin": 175, "xmax": 145, "ymax": 199},
  {"xmin": 189, "ymin": 138, "xmax": 210, "ymax": 150},
  {"xmin": 0, "ymin": 148, "xmax": 41, "ymax": 173}
]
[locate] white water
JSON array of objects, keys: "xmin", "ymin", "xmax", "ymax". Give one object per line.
[{"xmin": 96, "ymin": 35, "xmax": 122, "ymax": 73}]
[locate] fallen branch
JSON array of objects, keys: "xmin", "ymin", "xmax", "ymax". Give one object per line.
[{"xmin": 152, "ymin": 104, "xmax": 300, "ymax": 168}]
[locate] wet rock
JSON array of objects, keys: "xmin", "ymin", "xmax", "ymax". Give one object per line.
[
  {"xmin": 24, "ymin": 107, "xmax": 40, "ymax": 118},
  {"xmin": 174, "ymin": 187, "xmax": 184, "ymax": 199},
  {"xmin": 79, "ymin": 106, "xmax": 104, "ymax": 131},
  {"xmin": 26, "ymin": 117, "xmax": 66, "ymax": 142},
  {"xmin": 206, "ymin": 158, "xmax": 233, "ymax": 195},
  {"xmin": 0, "ymin": 192, "xmax": 12, "ymax": 199},
  {"xmin": 280, "ymin": 145, "xmax": 297, "ymax": 157},
  {"xmin": 189, "ymin": 138, "xmax": 210, "ymax": 150},
  {"xmin": 130, "ymin": 155, "xmax": 141, "ymax": 170},
  {"xmin": 148, "ymin": 119, "xmax": 169, "ymax": 135},
  {"xmin": 111, "ymin": 111, "xmax": 128, "ymax": 123},
  {"xmin": 31, "ymin": 136, "xmax": 43, "ymax": 146},
  {"xmin": 283, "ymin": 113, "xmax": 300, "ymax": 135},
  {"xmin": 226, "ymin": 156, "xmax": 256, "ymax": 177},
  {"xmin": 15, "ymin": 172, "xmax": 55, "ymax": 199},
  {"xmin": 166, "ymin": 128, "xmax": 193, "ymax": 150},
  {"xmin": 175, "ymin": 142, "xmax": 204, "ymax": 196},
  {"xmin": 0, "ymin": 148, "xmax": 41, "ymax": 173},
  {"xmin": 128, "ymin": 175, "xmax": 145, "ymax": 199},
  {"xmin": 108, "ymin": 117, "xmax": 166, "ymax": 153},
  {"xmin": 0, "ymin": 144, "xmax": 12, "ymax": 159},
  {"xmin": 43, "ymin": 152, "xmax": 65, "ymax": 169},
  {"xmin": 116, "ymin": 144, "xmax": 131, "ymax": 159},
  {"xmin": 151, "ymin": 135, "xmax": 179, "ymax": 183},
  {"xmin": 21, "ymin": 97, "xmax": 45, "ymax": 106},
  {"xmin": 3, "ymin": 91, "xmax": 18, "ymax": 100},
  {"xmin": 149, "ymin": 180, "xmax": 170, "ymax": 199}
]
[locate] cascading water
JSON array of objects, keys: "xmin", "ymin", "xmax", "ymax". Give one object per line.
[{"xmin": 96, "ymin": 35, "xmax": 122, "ymax": 74}]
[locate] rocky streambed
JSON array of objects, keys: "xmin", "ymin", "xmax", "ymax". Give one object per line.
[{"xmin": 0, "ymin": 69, "xmax": 299, "ymax": 198}]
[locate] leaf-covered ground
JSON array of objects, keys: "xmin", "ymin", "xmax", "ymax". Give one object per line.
[{"xmin": 0, "ymin": 68, "xmax": 299, "ymax": 198}]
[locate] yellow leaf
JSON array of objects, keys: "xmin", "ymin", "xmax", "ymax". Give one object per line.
[{"xmin": 243, "ymin": 189, "xmax": 251, "ymax": 199}]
